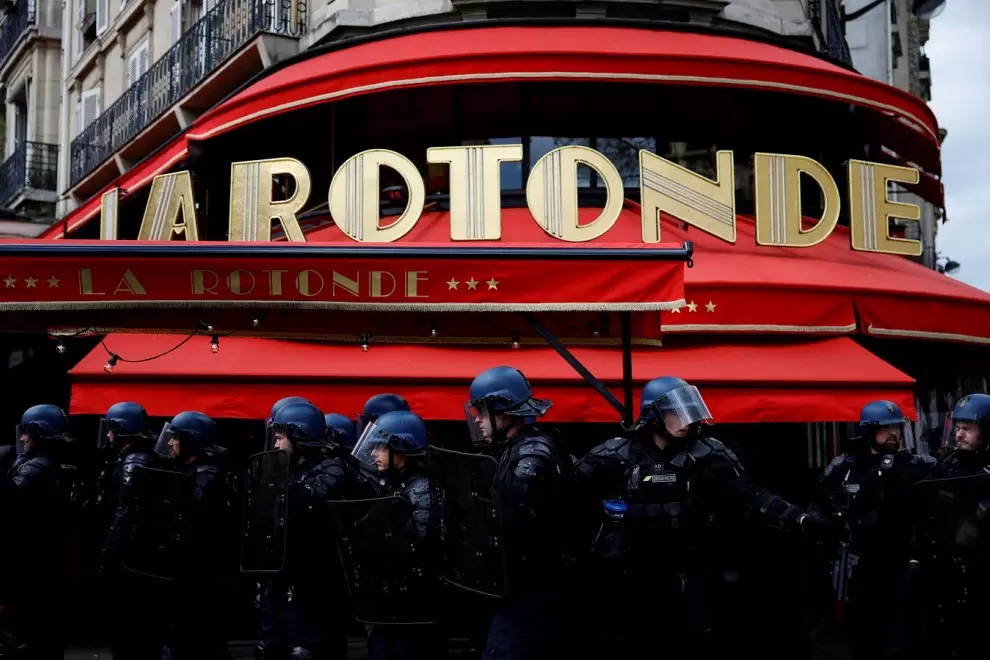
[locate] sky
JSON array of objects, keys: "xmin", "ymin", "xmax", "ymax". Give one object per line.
[{"xmin": 927, "ymin": 0, "xmax": 990, "ymax": 292}]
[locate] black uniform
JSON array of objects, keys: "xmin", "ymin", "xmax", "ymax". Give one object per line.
[
  {"xmin": 811, "ymin": 449, "xmax": 934, "ymax": 660},
  {"xmin": 363, "ymin": 467, "xmax": 441, "ymax": 660},
  {"xmin": 261, "ymin": 456, "xmax": 351, "ymax": 660},
  {"xmin": 483, "ymin": 426, "xmax": 572, "ymax": 660},
  {"xmin": 575, "ymin": 434, "xmax": 806, "ymax": 660},
  {"xmin": 4, "ymin": 453, "xmax": 68, "ymax": 659},
  {"xmin": 904, "ymin": 449, "xmax": 990, "ymax": 660},
  {"xmin": 98, "ymin": 448, "xmax": 167, "ymax": 660},
  {"xmin": 170, "ymin": 458, "xmax": 229, "ymax": 660}
]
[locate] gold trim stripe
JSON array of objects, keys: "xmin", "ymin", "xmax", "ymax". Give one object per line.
[
  {"xmin": 0, "ymin": 298, "xmax": 687, "ymax": 313},
  {"xmin": 662, "ymin": 322, "xmax": 858, "ymax": 333},
  {"xmin": 866, "ymin": 325, "xmax": 990, "ymax": 345}
]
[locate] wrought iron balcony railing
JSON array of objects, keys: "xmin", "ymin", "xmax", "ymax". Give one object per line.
[
  {"xmin": 70, "ymin": 0, "xmax": 306, "ymax": 186},
  {"xmin": 0, "ymin": 0, "xmax": 36, "ymax": 71},
  {"xmin": 0, "ymin": 141, "xmax": 58, "ymax": 205}
]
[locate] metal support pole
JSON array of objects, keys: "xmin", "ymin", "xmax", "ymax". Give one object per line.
[
  {"xmin": 520, "ymin": 312, "xmax": 626, "ymax": 419},
  {"xmin": 620, "ymin": 310, "xmax": 633, "ymax": 427}
]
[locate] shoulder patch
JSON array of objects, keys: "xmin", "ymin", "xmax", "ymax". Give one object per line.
[{"xmin": 689, "ymin": 439, "xmax": 714, "ymax": 460}]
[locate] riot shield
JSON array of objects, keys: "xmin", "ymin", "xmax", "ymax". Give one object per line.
[
  {"xmin": 327, "ymin": 495, "xmax": 438, "ymax": 625},
  {"xmin": 240, "ymin": 449, "xmax": 291, "ymax": 573},
  {"xmin": 120, "ymin": 465, "xmax": 187, "ymax": 581},
  {"xmin": 426, "ymin": 446, "xmax": 508, "ymax": 598},
  {"xmin": 911, "ymin": 473, "xmax": 990, "ymax": 557}
]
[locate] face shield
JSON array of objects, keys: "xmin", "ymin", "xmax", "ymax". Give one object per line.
[
  {"xmin": 356, "ymin": 413, "xmax": 377, "ymax": 440},
  {"xmin": 350, "ymin": 422, "xmax": 394, "ymax": 468},
  {"xmin": 465, "ymin": 401, "xmax": 495, "ymax": 447},
  {"xmin": 98, "ymin": 418, "xmax": 112, "ymax": 450},
  {"xmin": 942, "ymin": 415, "xmax": 985, "ymax": 452},
  {"xmin": 154, "ymin": 422, "xmax": 174, "ymax": 458},
  {"xmin": 264, "ymin": 418, "xmax": 277, "ymax": 451},
  {"xmin": 651, "ymin": 385, "xmax": 714, "ymax": 434},
  {"xmin": 15, "ymin": 425, "xmax": 26, "ymax": 456}
]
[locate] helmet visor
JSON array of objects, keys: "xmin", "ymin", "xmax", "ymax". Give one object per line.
[
  {"xmin": 350, "ymin": 422, "xmax": 393, "ymax": 467},
  {"xmin": 98, "ymin": 418, "xmax": 111, "ymax": 449},
  {"xmin": 355, "ymin": 413, "xmax": 377, "ymax": 439},
  {"xmin": 264, "ymin": 419, "xmax": 278, "ymax": 451},
  {"xmin": 464, "ymin": 401, "xmax": 494, "ymax": 447},
  {"xmin": 653, "ymin": 385, "xmax": 714, "ymax": 432},
  {"xmin": 941, "ymin": 414, "xmax": 986, "ymax": 451},
  {"xmin": 15, "ymin": 425, "xmax": 25, "ymax": 456},
  {"xmin": 154, "ymin": 422, "xmax": 173, "ymax": 458}
]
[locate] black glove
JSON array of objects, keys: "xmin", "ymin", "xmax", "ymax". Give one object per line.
[{"xmin": 798, "ymin": 511, "xmax": 845, "ymax": 545}]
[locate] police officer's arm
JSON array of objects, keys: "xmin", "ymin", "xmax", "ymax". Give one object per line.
[
  {"xmin": 573, "ymin": 437, "xmax": 630, "ymax": 498},
  {"xmin": 9, "ymin": 458, "xmax": 47, "ymax": 491},
  {"xmin": 704, "ymin": 440, "xmax": 806, "ymax": 530},
  {"xmin": 305, "ymin": 460, "xmax": 347, "ymax": 501},
  {"xmin": 805, "ymin": 455, "xmax": 850, "ymax": 521},
  {"xmin": 505, "ymin": 442, "xmax": 562, "ymax": 523},
  {"xmin": 404, "ymin": 476, "xmax": 434, "ymax": 538}
]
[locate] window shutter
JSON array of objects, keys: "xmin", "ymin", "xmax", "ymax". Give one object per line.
[
  {"xmin": 74, "ymin": 102, "xmax": 82, "ymax": 137},
  {"xmin": 138, "ymin": 43, "xmax": 149, "ymax": 77},
  {"xmin": 76, "ymin": 0, "xmax": 85, "ymax": 24},
  {"xmin": 169, "ymin": 2, "xmax": 181, "ymax": 46},
  {"xmin": 82, "ymin": 89, "xmax": 101, "ymax": 129},
  {"xmin": 127, "ymin": 51, "xmax": 138, "ymax": 86},
  {"xmin": 96, "ymin": 0, "xmax": 109, "ymax": 35}
]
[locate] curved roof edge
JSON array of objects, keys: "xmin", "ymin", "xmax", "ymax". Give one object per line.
[{"xmin": 44, "ymin": 20, "xmax": 941, "ymax": 240}]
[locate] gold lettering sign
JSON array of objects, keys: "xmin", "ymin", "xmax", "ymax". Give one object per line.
[
  {"xmin": 328, "ymin": 149, "xmax": 425, "ymax": 243},
  {"xmin": 526, "ymin": 146, "xmax": 624, "ymax": 242},
  {"xmin": 754, "ymin": 153, "xmax": 841, "ymax": 248},
  {"xmin": 117, "ymin": 146, "xmax": 923, "ymax": 257},
  {"xmin": 138, "ymin": 172, "xmax": 200, "ymax": 241},
  {"xmin": 229, "ymin": 158, "xmax": 312, "ymax": 242},
  {"xmin": 848, "ymin": 160, "xmax": 923, "ymax": 257},
  {"xmin": 100, "ymin": 188, "xmax": 120, "ymax": 240},
  {"xmin": 427, "ymin": 145, "xmax": 523, "ymax": 241},
  {"xmin": 640, "ymin": 150, "xmax": 736, "ymax": 244}
]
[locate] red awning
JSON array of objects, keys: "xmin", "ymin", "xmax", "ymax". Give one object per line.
[
  {"xmin": 43, "ymin": 24, "xmax": 941, "ymax": 240},
  {"xmin": 70, "ymin": 334, "xmax": 916, "ymax": 423},
  {"xmin": 298, "ymin": 206, "xmax": 990, "ymax": 345}
]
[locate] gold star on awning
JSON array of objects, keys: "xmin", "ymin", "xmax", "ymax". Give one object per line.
[
  {"xmin": 686, "ymin": 301, "xmax": 698, "ymax": 312},
  {"xmin": 47, "ymin": 277, "xmax": 60, "ymax": 288},
  {"xmin": 24, "ymin": 276, "xmax": 37, "ymax": 288},
  {"xmin": 466, "ymin": 278, "xmax": 479, "ymax": 290},
  {"xmin": 3, "ymin": 275, "xmax": 15, "ymax": 288},
  {"xmin": 705, "ymin": 301, "xmax": 716, "ymax": 312},
  {"xmin": 446, "ymin": 278, "xmax": 459, "ymax": 290},
  {"xmin": 486, "ymin": 277, "xmax": 499, "ymax": 290}
]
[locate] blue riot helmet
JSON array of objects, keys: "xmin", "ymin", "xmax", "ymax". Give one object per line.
[
  {"xmin": 357, "ymin": 393, "xmax": 411, "ymax": 437},
  {"xmin": 17, "ymin": 404, "xmax": 69, "ymax": 455},
  {"xmin": 156, "ymin": 411, "xmax": 219, "ymax": 458},
  {"xmin": 637, "ymin": 376, "xmax": 714, "ymax": 436},
  {"xmin": 859, "ymin": 400, "xmax": 907, "ymax": 454},
  {"xmin": 324, "ymin": 413, "xmax": 357, "ymax": 450},
  {"xmin": 352, "ymin": 410, "xmax": 428, "ymax": 470},
  {"xmin": 272, "ymin": 402, "xmax": 328, "ymax": 452},
  {"xmin": 99, "ymin": 401, "xmax": 152, "ymax": 449},
  {"xmin": 266, "ymin": 396, "xmax": 312, "ymax": 449},
  {"xmin": 466, "ymin": 366, "xmax": 551, "ymax": 446},
  {"xmin": 942, "ymin": 393, "xmax": 990, "ymax": 452}
]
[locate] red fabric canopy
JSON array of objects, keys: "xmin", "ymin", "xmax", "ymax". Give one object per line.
[
  {"xmin": 43, "ymin": 24, "xmax": 940, "ymax": 240},
  {"xmin": 299, "ymin": 206, "xmax": 990, "ymax": 345},
  {"xmin": 70, "ymin": 334, "xmax": 916, "ymax": 423}
]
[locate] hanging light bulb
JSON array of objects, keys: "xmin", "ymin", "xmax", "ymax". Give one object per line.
[
  {"xmin": 361, "ymin": 341, "xmax": 369, "ymax": 352},
  {"xmin": 252, "ymin": 317, "xmax": 261, "ymax": 328},
  {"xmin": 511, "ymin": 332, "xmax": 521, "ymax": 349},
  {"xmin": 104, "ymin": 354, "xmax": 120, "ymax": 373},
  {"xmin": 198, "ymin": 320, "xmax": 214, "ymax": 333},
  {"xmin": 360, "ymin": 333, "xmax": 370, "ymax": 352},
  {"xmin": 430, "ymin": 327, "xmax": 438, "ymax": 339},
  {"xmin": 210, "ymin": 334, "xmax": 220, "ymax": 354},
  {"xmin": 55, "ymin": 341, "xmax": 66, "ymax": 354}
]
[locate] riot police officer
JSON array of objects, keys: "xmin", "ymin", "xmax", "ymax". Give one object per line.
[
  {"xmin": 95, "ymin": 401, "xmax": 167, "ymax": 659},
  {"xmin": 357, "ymin": 393, "xmax": 411, "ymax": 436},
  {"xmin": 458, "ymin": 366, "xmax": 572, "ymax": 660},
  {"xmin": 574, "ymin": 376, "xmax": 815, "ymax": 660},
  {"xmin": 258, "ymin": 401, "xmax": 349, "ymax": 660},
  {"xmin": 324, "ymin": 413, "xmax": 356, "ymax": 455},
  {"xmin": 157, "ymin": 411, "xmax": 229, "ymax": 659},
  {"xmin": 345, "ymin": 409, "xmax": 440, "ymax": 660},
  {"xmin": 809, "ymin": 401, "xmax": 934, "ymax": 660},
  {"xmin": 3, "ymin": 404, "xmax": 71, "ymax": 659},
  {"xmin": 902, "ymin": 393, "xmax": 990, "ymax": 660}
]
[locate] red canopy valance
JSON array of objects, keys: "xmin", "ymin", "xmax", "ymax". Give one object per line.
[{"xmin": 70, "ymin": 334, "xmax": 916, "ymax": 424}]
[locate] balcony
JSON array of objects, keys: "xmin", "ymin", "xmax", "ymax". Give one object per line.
[
  {"xmin": 70, "ymin": 0, "xmax": 306, "ymax": 188},
  {"xmin": 0, "ymin": 0, "xmax": 35, "ymax": 71},
  {"xmin": 0, "ymin": 141, "xmax": 58, "ymax": 206}
]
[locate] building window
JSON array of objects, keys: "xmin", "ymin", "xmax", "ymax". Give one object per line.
[
  {"xmin": 96, "ymin": 0, "xmax": 109, "ymax": 36},
  {"xmin": 126, "ymin": 39, "xmax": 150, "ymax": 86},
  {"xmin": 169, "ymin": 1, "xmax": 182, "ymax": 46},
  {"xmin": 76, "ymin": 0, "xmax": 98, "ymax": 61}
]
